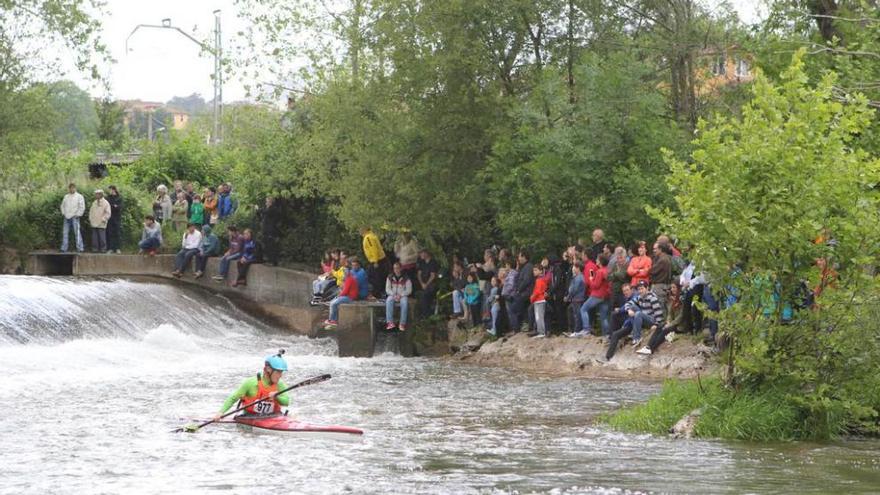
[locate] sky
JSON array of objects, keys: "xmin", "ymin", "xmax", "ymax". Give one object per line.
[{"xmin": 78, "ymin": 0, "xmax": 765, "ymax": 104}]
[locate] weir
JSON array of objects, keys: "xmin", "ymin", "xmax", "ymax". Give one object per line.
[{"xmin": 25, "ymin": 252, "xmax": 409, "ymax": 357}]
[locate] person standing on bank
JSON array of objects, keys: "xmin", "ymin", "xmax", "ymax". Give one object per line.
[
  {"xmin": 172, "ymin": 191, "xmax": 189, "ymax": 232},
  {"xmin": 416, "ymin": 249, "xmax": 439, "ymax": 317},
  {"xmin": 60, "ymin": 183, "xmax": 85, "ymax": 253},
  {"xmin": 257, "ymin": 197, "xmax": 281, "ymax": 266},
  {"xmin": 106, "ymin": 186, "xmax": 123, "ymax": 254},
  {"xmin": 385, "ymin": 262, "xmax": 412, "ymax": 331},
  {"xmin": 153, "ymin": 185, "xmax": 173, "ymax": 224},
  {"xmin": 394, "ymin": 230, "xmax": 420, "ymax": 282},
  {"xmin": 361, "ymin": 226, "xmax": 389, "ymax": 299},
  {"xmin": 88, "ymin": 189, "xmax": 111, "ymax": 253}
]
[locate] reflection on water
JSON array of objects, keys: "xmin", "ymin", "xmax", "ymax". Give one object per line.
[{"xmin": 0, "ymin": 277, "xmax": 879, "ymax": 494}]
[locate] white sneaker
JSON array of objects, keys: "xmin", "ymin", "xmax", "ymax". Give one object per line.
[
  {"xmin": 636, "ymin": 346, "xmax": 652, "ymax": 355},
  {"xmin": 665, "ymin": 332, "xmax": 676, "ymax": 343},
  {"xmin": 631, "ymin": 338, "xmax": 642, "ymax": 347},
  {"xmin": 532, "ymin": 334, "xmax": 546, "ymax": 339}
]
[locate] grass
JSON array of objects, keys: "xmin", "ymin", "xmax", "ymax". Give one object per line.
[{"xmin": 605, "ymin": 378, "xmax": 821, "ymax": 442}]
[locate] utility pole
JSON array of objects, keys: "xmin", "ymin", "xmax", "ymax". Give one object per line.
[
  {"xmin": 212, "ymin": 10, "xmax": 222, "ymax": 143},
  {"xmin": 126, "ymin": 12, "xmax": 223, "ymax": 144}
]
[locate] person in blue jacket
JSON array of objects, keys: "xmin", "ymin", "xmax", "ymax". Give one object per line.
[
  {"xmin": 217, "ymin": 183, "xmax": 237, "ymax": 219},
  {"xmin": 233, "ymin": 229, "xmax": 258, "ymax": 287},
  {"xmin": 350, "ymin": 258, "xmax": 370, "ymax": 300}
]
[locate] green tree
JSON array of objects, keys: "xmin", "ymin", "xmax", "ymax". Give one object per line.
[
  {"xmin": 0, "ymin": 0, "xmax": 107, "ymax": 89},
  {"xmin": 45, "ymin": 80, "xmax": 98, "ymax": 149},
  {"xmin": 655, "ymin": 52, "xmax": 880, "ymax": 436},
  {"xmin": 95, "ymin": 98, "xmax": 128, "ymax": 151},
  {"xmin": 486, "ymin": 52, "xmax": 686, "ymax": 252}
]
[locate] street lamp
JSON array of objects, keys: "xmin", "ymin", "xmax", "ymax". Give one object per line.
[{"xmin": 126, "ymin": 11, "xmax": 223, "ymax": 144}]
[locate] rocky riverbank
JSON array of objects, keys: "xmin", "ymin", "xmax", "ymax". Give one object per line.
[{"xmin": 450, "ymin": 325, "xmax": 717, "ymax": 380}]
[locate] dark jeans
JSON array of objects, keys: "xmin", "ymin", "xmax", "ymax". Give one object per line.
[
  {"xmin": 263, "ymin": 234, "xmax": 279, "ymax": 265},
  {"xmin": 139, "ymin": 237, "xmax": 160, "ymax": 251},
  {"xmin": 218, "ymin": 252, "xmax": 242, "ymax": 277},
  {"xmin": 703, "ymin": 285, "xmax": 720, "ymax": 339},
  {"xmin": 236, "ymin": 260, "xmax": 252, "ymax": 282},
  {"xmin": 610, "ymin": 290, "xmax": 626, "ymax": 331},
  {"xmin": 195, "ymin": 253, "xmax": 213, "ymax": 273},
  {"xmin": 468, "ymin": 302, "xmax": 481, "ymax": 326},
  {"xmin": 91, "ymin": 228, "xmax": 107, "ymax": 252},
  {"xmin": 507, "ymin": 294, "xmax": 529, "ymax": 333},
  {"xmin": 174, "ymin": 248, "xmax": 199, "ymax": 272},
  {"xmin": 606, "ymin": 319, "xmax": 633, "ymax": 360},
  {"xmin": 682, "ymin": 283, "xmax": 705, "ymax": 334},
  {"xmin": 402, "ymin": 265, "xmax": 418, "ymax": 285},
  {"xmin": 648, "ymin": 325, "xmax": 675, "ymax": 352},
  {"xmin": 368, "ymin": 258, "xmax": 391, "ymax": 298},
  {"xmin": 567, "ymin": 301, "xmax": 584, "ymax": 333},
  {"xmin": 417, "ymin": 285, "xmax": 437, "ymax": 318},
  {"xmin": 107, "ymin": 219, "xmax": 121, "ymax": 251}
]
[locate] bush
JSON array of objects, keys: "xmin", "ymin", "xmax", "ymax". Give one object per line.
[
  {"xmin": 606, "ymin": 378, "xmax": 826, "ymax": 442},
  {"xmin": 113, "ymin": 132, "xmax": 223, "ymax": 192},
  {"xmin": 0, "ymin": 185, "xmax": 150, "ymax": 255}
]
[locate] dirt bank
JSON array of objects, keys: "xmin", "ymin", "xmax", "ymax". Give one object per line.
[{"xmin": 454, "ymin": 331, "xmax": 717, "ymax": 380}]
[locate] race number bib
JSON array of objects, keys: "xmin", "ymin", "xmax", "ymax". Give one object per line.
[{"xmin": 253, "ymin": 400, "xmax": 274, "ymax": 415}]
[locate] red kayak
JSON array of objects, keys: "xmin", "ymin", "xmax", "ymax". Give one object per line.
[{"xmin": 210, "ymin": 415, "xmax": 364, "ymax": 440}]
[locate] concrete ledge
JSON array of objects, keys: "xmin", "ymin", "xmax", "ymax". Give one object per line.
[
  {"xmin": 28, "ymin": 252, "xmax": 323, "ymax": 335},
  {"xmin": 27, "ymin": 252, "xmax": 417, "ymax": 358}
]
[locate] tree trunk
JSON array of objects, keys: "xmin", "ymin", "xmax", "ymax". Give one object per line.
[
  {"xmin": 567, "ymin": 0, "xmax": 575, "ymax": 104},
  {"xmin": 807, "ymin": 0, "xmax": 841, "ymax": 43},
  {"xmin": 350, "ymin": 0, "xmax": 364, "ymax": 83}
]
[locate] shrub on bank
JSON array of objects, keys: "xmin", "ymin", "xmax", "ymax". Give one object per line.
[
  {"xmin": 0, "ymin": 185, "xmax": 151, "ymax": 255},
  {"xmin": 605, "ymin": 379, "xmax": 812, "ymax": 441},
  {"xmin": 605, "ymin": 374, "xmax": 878, "ymax": 442}
]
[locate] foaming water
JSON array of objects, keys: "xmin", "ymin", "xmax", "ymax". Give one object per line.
[{"xmin": 1, "ymin": 276, "xmax": 879, "ymax": 494}]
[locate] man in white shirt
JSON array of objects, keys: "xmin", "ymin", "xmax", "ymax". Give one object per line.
[
  {"xmin": 60, "ymin": 183, "xmax": 85, "ymax": 253},
  {"xmin": 172, "ymin": 223, "xmax": 203, "ymax": 277}
]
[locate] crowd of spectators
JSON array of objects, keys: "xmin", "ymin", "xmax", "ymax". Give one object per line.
[
  {"xmin": 310, "ymin": 227, "xmax": 736, "ymax": 360},
  {"xmin": 58, "ymin": 180, "xmax": 284, "ymax": 288}
]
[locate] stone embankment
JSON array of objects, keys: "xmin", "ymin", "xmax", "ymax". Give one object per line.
[{"xmin": 448, "ymin": 321, "xmax": 716, "ymax": 379}]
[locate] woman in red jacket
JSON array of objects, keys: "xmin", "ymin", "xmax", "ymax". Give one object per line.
[
  {"xmin": 530, "ymin": 265, "xmax": 549, "ymax": 338},
  {"xmin": 576, "ymin": 255, "xmax": 612, "ymax": 337},
  {"xmin": 627, "ymin": 241, "xmax": 652, "ymax": 286}
]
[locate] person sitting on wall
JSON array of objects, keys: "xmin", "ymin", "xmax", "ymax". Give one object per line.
[
  {"xmin": 385, "ymin": 262, "xmax": 412, "ymax": 331},
  {"xmin": 606, "ymin": 281, "xmax": 662, "ymax": 360},
  {"xmin": 323, "ymin": 257, "xmax": 363, "ymax": 329},
  {"xmin": 213, "ymin": 226, "xmax": 242, "ymax": 282},
  {"xmin": 138, "ymin": 215, "xmax": 163, "ymax": 255},
  {"xmin": 193, "ymin": 224, "xmax": 220, "ymax": 279},
  {"xmin": 311, "ymin": 248, "xmax": 341, "ymax": 305},
  {"xmin": 232, "ymin": 229, "xmax": 257, "ymax": 287},
  {"xmin": 172, "ymin": 223, "xmax": 203, "ymax": 278}
]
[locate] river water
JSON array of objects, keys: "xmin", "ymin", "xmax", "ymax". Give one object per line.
[{"xmin": 1, "ymin": 276, "xmax": 879, "ymax": 494}]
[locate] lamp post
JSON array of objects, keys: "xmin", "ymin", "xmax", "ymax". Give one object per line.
[{"xmin": 126, "ymin": 10, "xmax": 223, "ymax": 144}]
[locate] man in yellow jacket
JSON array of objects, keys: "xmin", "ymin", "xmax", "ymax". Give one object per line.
[{"xmin": 360, "ymin": 227, "xmax": 389, "ymax": 299}]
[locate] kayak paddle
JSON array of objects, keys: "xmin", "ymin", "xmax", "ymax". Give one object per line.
[{"xmin": 175, "ymin": 373, "xmax": 332, "ymax": 433}]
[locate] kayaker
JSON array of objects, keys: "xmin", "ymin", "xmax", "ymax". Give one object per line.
[{"xmin": 213, "ymin": 350, "xmax": 291, "ymax": 420}]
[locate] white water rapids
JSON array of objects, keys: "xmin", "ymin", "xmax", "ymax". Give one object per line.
[{"xmin": 1, "ymin": 276, "xmax": 879, "ymax": 494}]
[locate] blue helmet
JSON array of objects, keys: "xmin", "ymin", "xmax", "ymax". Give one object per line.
[{"xmin": 265, "ymin": 349, "xmax": 288, "ymax": 372}]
